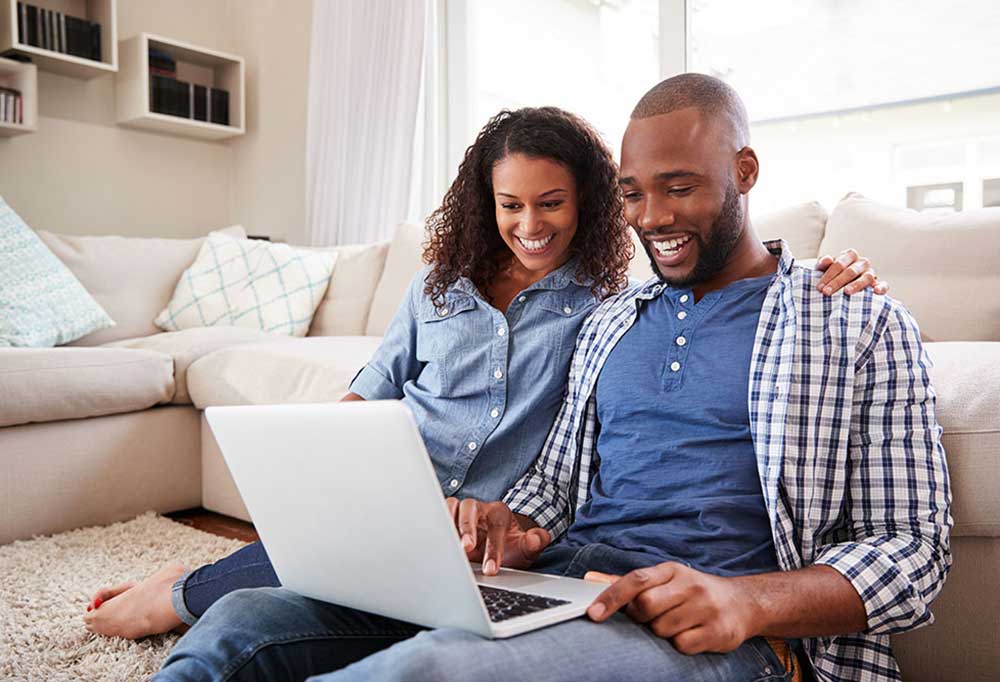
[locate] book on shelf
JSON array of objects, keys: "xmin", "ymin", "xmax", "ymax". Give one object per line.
[
  {"xmin": 0, "ymin": 87, "xmax": 24, "ymax": 125},
  {"xmin": 16, "ymin": 2, "xmax": 102, "ymax": 62},
  {"xmin": 148, "ymin": 48, "xmax": 176, "ymax": 75},
  {"xmin": 209, "ymin": 88, "xmax": 229, "ymax": 126},
  {"xmin": 147, "ymin": 48, "xmax": 231, "ymax": 127}
]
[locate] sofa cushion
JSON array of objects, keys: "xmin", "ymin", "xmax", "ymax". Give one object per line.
[
  {"xmin": 187, "ymin": 336, "xmax": 384, "ymax": 408},
  {"xmin": 155, "ymin": 233, "xmax": 336, "ymax": 337},
  {"xmin": 37, "ymin": 225, "xmax": 247, "ymax": 347},
  {"xmin": 924, "ymin": 342, "xmax": 1000, "ymax": 538},
  {"xmin": 366, "ymin": 223, "xmax": 426, "ymax": 336},
  {"xmin": 307, "ymin": 241, "xmax": 391, "ymax": 337},
  {"xmin": 0, "ymin": 347, "xmax": 173, "ymax": 427},
  {"xmin": 820, "ymin": 194, "xmax": 1000, "ymax": 341},
  {"xmin": 754, "ymin": 201, "xmax": 828, "ymax": 260},
  {"xmin": 0, "ymin": 197, "xmax": 114, "ymax": 347},
  {"xmin": 104, "ymin": 327, "xmax": 279, "ymax": 404}
]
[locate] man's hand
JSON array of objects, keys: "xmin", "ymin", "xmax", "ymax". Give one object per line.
[
  {"xmin": 585, "ymin": 562, "xmax": 757, "ymax": 655},
  {"xmin": 445, "ymin": 498, "xmax": 551, "ymax": 576}
]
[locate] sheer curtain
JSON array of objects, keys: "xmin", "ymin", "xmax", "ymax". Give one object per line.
[{"xmin": 306, "ymin": 0, "xmax": 426, "ymax": 246}]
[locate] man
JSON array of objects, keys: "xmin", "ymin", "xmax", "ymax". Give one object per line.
[{"xmin": 154, "ymin": 74, "xmax": 951, "ymax": 682}]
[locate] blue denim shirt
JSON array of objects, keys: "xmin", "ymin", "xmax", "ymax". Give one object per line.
[{"xmin": 350, "ymin": 260, "xmax": 599, "ymax": 501}]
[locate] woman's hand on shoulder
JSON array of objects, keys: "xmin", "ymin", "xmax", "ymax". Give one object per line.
[{"xmin": 815, "ymin": 248, "xmax": 890, "ymax": 296}]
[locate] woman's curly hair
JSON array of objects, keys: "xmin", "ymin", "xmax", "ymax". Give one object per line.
[{"xmin": 422, "ymin": 107, "xmax": 632, "ymax": 304}]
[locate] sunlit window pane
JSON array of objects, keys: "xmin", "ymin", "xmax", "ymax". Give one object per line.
[
  {"xmin": 460, "ymin": 0, "xmax": 659, "ymax": 163},
  {"xmin": 688, "ymin": 0, "xmax": 1000, "ymax": 213}
]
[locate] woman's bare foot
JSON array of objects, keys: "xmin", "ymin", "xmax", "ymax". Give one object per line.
[
  {"xmin": 87, "ymin": 579, "xmax": 138, "ymax": 611},
  {"xmin": 84, "ymin": 562, "xmax": 190, "ymax": 639}
]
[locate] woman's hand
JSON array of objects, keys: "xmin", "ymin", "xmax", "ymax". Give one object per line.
[{"xmin": 815, "ymin": 249, "xmax": 890, "ymax": 296}]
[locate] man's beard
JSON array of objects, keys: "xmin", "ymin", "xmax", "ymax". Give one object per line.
[{"xmin": 644, "ymin": 182, "xmax": 744, "ymax": 288}]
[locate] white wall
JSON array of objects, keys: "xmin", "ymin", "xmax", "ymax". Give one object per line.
[
  {"xmin": 230, "ymin": 1, "xmax": 313, "ymax": 245},
  {"xmin": 0, "ymin": 0, "xmax": 313, "ymax": 242}
]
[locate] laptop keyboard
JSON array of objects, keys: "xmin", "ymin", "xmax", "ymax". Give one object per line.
[{"xmin": 478, "ymin": 585, "xmax": 570, "ymax": 622}]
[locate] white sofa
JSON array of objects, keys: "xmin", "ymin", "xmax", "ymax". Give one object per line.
[{"xmin": 1, "ymin": 195, "xmax": 997, "ymax": 681}]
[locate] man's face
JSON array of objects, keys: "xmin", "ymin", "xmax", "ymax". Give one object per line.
[{"xmin": 619, "ymin": 107, "xmax": 745, "ymax": 287}]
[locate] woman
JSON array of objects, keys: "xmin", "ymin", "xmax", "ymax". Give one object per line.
[{"xmin": 84, "ymin": 107, "xmax": 884, "ymax": 639}]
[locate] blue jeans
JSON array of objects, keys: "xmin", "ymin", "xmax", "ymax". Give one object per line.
[
  {"xmin": 156, "ymin": 542, "xmax": 795, "ymax": 682},
  {"xmin": 172, "ymin": 542, "xmax": 280, "ymax": 626}
]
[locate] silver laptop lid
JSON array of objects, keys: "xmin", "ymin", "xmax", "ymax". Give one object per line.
[{"xmin": 205, "ymin": 401, "xmax": 493, "ymax": 636}]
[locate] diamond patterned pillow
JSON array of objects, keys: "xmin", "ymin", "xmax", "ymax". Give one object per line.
[
  {"xmin": 155, "ymin": 232, "xmax": 337, "ymax": 336},
  {"xmin": 0, "ymin": 197, "xmax": 114, "ymax": 347}
]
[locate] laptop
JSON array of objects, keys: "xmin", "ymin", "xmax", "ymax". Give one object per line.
[{"xmin": 205, "ymin": 400, "xmax": 606, "ymax": 638}]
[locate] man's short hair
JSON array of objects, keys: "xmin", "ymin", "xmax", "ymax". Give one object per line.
[{"xmin": 631, "ymin": 73, "xmax": 750, "ymax": 148}]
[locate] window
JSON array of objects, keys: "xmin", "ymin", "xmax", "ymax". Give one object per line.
[
  {"xmin": 446, "ymin": 0, "xmax": 660, "ymax": 177},
  {"xmin": 907, "ymin": 183, "xmax": 963, "ymax": 213},
  {"xmin": 687, "ymin": 0, "xmax": 1000, "ymax": 213}
]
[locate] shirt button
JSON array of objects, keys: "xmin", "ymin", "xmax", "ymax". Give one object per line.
[
  {"xmin": 518, "ymin": 296, "xmax": 527, "ymax": 303},
  {"xmin": 467, "ymin": 441, "xmax": 477, "ymax": 451},
  {"xmin": 563, "ymin": 306, "xmax": 573, "ymax": 314},
  {"xmin": 450, "ymin": 479, "xmax": 460, "ymax": 489},
  {"xmin": 497, "ymin": 327, "xmax": 506, "ymax": 336},
  {"xmin": 438, "ymin": 308, "xmax": 449, "ymax": 316},
  {"xmin": 494, "ymin": 368, "xmax": 503, "ymax": 379},
  {"xmin": 680, "ymin": 294, "xmax": 689, "ymax": 303},
  {"xmin": 676, "ymin": 336, "xmax": 687, "ymax": 346},
  {"xmin": 490, "ymin": 408, "xmax": 500, "ymax": 418},
  {"xmin": 670, "ymin": 361, "xmax": 681, "ymax": 372},
  {"xmin": 677, "ymin": 311, "xmax": 687, "ymax": 320}
]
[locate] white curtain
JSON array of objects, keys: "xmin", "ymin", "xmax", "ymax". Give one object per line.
[{"xmin": 306, "ymin": 0, "xmax": 426, "ymax": 246}]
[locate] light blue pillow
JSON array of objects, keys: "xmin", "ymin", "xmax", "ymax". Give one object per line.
[{"xmin": 0, "ymin": 197, "xmax": 114, "ymax": 347}]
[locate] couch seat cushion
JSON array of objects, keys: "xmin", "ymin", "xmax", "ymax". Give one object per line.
[
  {"xmin": 924, "ymin": 342, "xmax": 1000, "ymax": 538},
  {"xmin": 187, "ymin": 336, "xmax": 384, "ymax": 408},
  {"xmin": 104, "ymin": 327, "xmax": 281, "ymax": 404},
  {"xmin": 0, "ymin": 347, "xmax": 173, "ymax": 427}
]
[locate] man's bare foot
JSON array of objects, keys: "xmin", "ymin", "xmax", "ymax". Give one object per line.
[{"xmin": 83, "ymin": 562, "xmax": 190, "ymax": 639}]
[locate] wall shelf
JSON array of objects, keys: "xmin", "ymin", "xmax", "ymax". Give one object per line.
[
  {"xmin": 0, "ymin": 55, "xmax": 35, "ymax": 135},
  {"xmin": 116, "ymin": 32, "xmax": 245, "ymax": 141},
  {"xmin": 0, "ymin": 0, "xmax": 117, "ymax": 79}
]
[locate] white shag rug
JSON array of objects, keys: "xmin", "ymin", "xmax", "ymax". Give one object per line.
[{"xmin": 0, "ymin": 512, "xmax": 248, "ymax": 682}]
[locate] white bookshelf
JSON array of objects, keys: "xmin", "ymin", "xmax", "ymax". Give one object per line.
[
  {"xmin": 0, "ymin": 0, "xmax": 117, "ymax": 79},
  {"xmin": 116, "ymin": 33, "xmax": 244, "ymax": 141},
  {"xmin": 0, "ymin": 55, "xmax": 35, "ymax": 134}
]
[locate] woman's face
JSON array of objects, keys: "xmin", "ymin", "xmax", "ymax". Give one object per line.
[{"xmin": 492, "ymin": 153, "xmax": 579, "ymax": 276}]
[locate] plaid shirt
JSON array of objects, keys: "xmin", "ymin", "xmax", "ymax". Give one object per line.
[{"xmin": 504, "ymin": 241, "xmax": 952, "ymax": 682}]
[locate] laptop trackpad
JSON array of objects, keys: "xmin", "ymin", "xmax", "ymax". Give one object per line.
[{"xmin": 473, "ymin": 566, "xmax": 563, "ymax": 590}]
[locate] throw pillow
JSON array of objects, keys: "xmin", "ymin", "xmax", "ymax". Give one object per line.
[
  {"xmin": 0, "ymin": 197, "xmax": 114, "ymax": 347},
  {"xmin": 155, "ymin": 232, "xmax": 337, "ymax": 336}
]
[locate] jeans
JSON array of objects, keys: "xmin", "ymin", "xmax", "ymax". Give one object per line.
[
  {"xmin": 156, "ymin": 542, "xmax": 794, "ymax": 682},
  {"xmin": 172, "ymin": 541, "xmax": 280, "ymax": 626}
]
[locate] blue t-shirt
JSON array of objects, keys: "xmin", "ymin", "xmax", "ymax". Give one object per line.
[{"xmin": 566, "ymin": 274, "xmax": 779, "ymax": 577}]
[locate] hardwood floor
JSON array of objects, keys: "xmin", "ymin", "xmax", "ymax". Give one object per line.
[{"xmin": 165, "ymin": 508, "xmax": 260, "ymax": 543}]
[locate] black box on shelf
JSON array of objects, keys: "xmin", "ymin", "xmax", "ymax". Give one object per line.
[
  {"xmin": 209, "ymin": 88, "xmax": 229, "ymax": 126},
  {"xmin": 149, "ymin": 74, "xmax": 191, "ymax": 119},
  {"xmin": 192, "ymin": 84, "xmax": 208, "ymax": 121}
]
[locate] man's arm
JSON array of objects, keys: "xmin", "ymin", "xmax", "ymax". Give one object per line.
[
  {"xmin": 586, "ymin": 562, "xmax": 866, "ymax": 655},
  {"xmin": 811, "ymin": 300, "xmax": 952, "ymax": 635}
]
